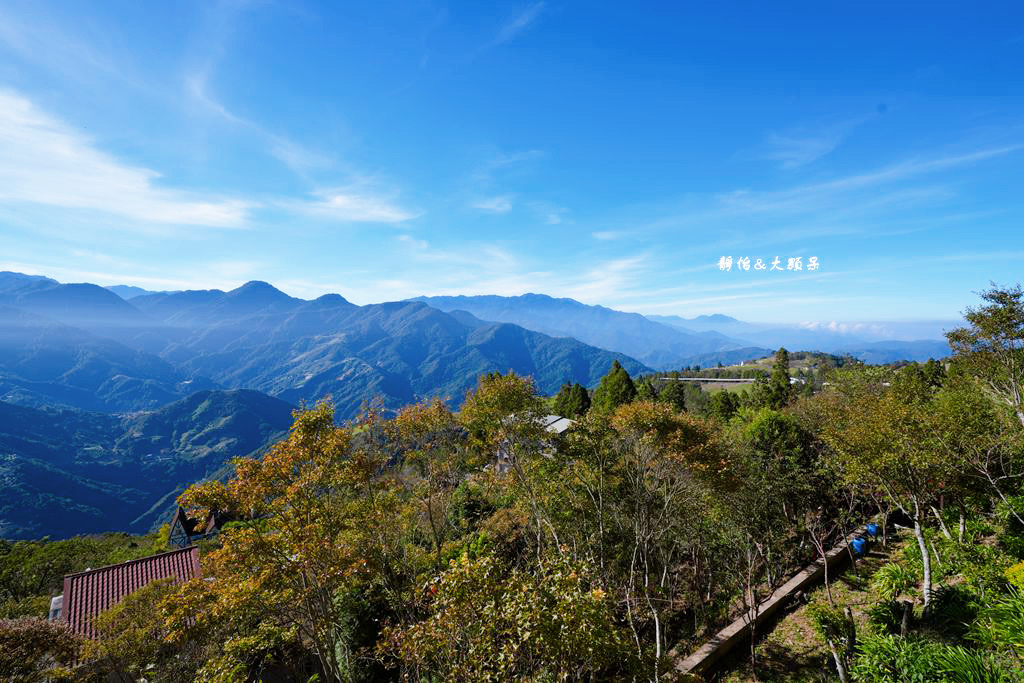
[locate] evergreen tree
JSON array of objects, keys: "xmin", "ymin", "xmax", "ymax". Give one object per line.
[
  {"xmin": 552, "ymin": 383, "xmax": 573, "ymax": 415},
  {"xmin": 591, "ymin": 360, "xmax": 637, "ymax": 413},
  {"xmin": 684, "ymin": 382, "xmax": 708, "ymax": 414},
  {"xmin": 767, "ymin": 347, "xmax": 795, "ymax": 409},
  {"xmin": 659, "ymin": 379, "xmax": 687, "ymax": 412},
  {"xmin": 707, "ymin": 389, "xmax": 740, "ymax": 422},
  {"xmin": 636, "ymin": 378, "xmax": 659, "ymax": 402},
  {"xmin": 571, "ymin": 383, "xmax": 592, "ymax": 417},
  {"xmin": 552, "ymin": 382, "xmax": 591, "ymax": 418}
]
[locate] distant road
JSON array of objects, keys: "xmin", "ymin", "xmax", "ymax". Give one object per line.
[{"xmin": 657, "ymin": 377, "xmax": 755, "ymax": 382}]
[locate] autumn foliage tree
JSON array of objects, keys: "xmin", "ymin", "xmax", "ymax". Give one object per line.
[
  {"xmin": 0, "ymin": 617, "xmax": 79, "ymax": 682},
  {"xmin": 176, "ymin": 400, "xmax": 412, "ymax": 681},
  {"xmin": 381, "ymin": 551, "xmax": 639, "ymax": 682}
]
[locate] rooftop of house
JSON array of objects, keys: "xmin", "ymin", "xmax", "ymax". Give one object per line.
[
  {"xmin": 542, "ymin": 414, "xmax": 575, "ymax": 434},
  {"xmin": 59, "ymin": 545, "xmax": 200, "ymax": 638}
]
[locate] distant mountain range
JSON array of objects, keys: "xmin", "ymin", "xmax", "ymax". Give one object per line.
[
  {"xmin": 415, "ymin": 294, "xmax": 952, "ymax": 366},
  {"xmin": 411, "ymin": 294, "xmax": 757, "ymax": 369},
  {"xmin": 0, "ymin": 272, "xmax": 649, "ymax": 419},
  {"xmin": 648, "ymin": 313, "xmax": 953, "ymax": 363},
  {"xmin": 0, "ymin": 270, "xmax": 955, "ymax": 539},
  {"xmin": 105, "ymin": 284, "xmax": 179, "ymax": 299},
  {"xmin": 0, "ymin": 389, "xmax": 294, "ymax": 539}
]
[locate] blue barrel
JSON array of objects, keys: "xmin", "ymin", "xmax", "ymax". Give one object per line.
[
  {"xmin": 866, "ymin": 523, "xmax": 880, "ymax": 539},
  {"xmin": 851, "ymin": 537, "xmax": 868, "ymax": 556}
]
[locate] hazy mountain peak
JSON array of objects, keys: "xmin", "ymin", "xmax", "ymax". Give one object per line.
[
  {"xmin": 11, "ymin": 282, "xmax": 152, "ymax": 329},
  {"xmin": 693, "ymin": 313, "xmax": 739, "ymax": 323},
  {"xmin": 306, "ymin": 293, "xmax": 352, "ymax": 308},
  {"xmin": 106, "ymin": 284, "xmax": 180, "ymax": 300},
  {"xmin": 0, "ymin": 271, "xmax": 60, "ymax": 294},
  {"xmin": 227, "ymin": 280, "xmax": 292, "ymax": 299},
  {"xmin": 414, "ymin": 293, "xmax": 750, "ymax": 369}
]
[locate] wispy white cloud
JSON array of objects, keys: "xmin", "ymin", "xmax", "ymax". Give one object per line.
[
  {"xmin": 0, "ymin": 4, "xmax": 131, "ymax": 87},
  {"xmin": 791, "ymin": 145, "xmax": 1023, "ymax": 196},
  {"xmin": 185, "ymin": 68, "xmax": 334, "ymax": 174},
  {"xmin": 524, "ymin": 200, "xmax": 568, "ymax": 224},
  {"xmin": 934, "ymin": 250, "xmax": 1024, "ymax": 263},
  {"xmin": 0, "ymin": 89, "xmax": 252, "ymax": 228},
  {"xmin": 761, "ymin": 118, "xmax": 866, "ymax": 169},
  {"xmin": 397, "ymin": 234, "xmax": 429, "ymax": 250},
  {"xmin": 592, "ymin": 230, "xmax": 624, "ymax": 241},
  {"xmin": 468, "ymin": 149, "xmax": 545, "ymax": 188},
  {"xmin": 403, "ymin": 247, "xmax": 648, "ymax": 307},
  {"xmin": 798, "ymin": 320, "xmax": 891, "ymax": 336},
  {"xmin": 471, "ymin": 195, "xmax": 514, "ymax": 213},
  {"xmin": 492, "ymin": 3, "xmax": 545, "ymax": 47},
  {"xmin": 637, "ymin": 143, "xmax": 1024, "ymax": 249},
  {"xmin": 290, "ymin": 187, "xmax": 418, "ymax": 223}
]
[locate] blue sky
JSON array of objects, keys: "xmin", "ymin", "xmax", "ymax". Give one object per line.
[{"xmin": 1, "ymin": 1, "xmax": 1022, "ymax": 325}]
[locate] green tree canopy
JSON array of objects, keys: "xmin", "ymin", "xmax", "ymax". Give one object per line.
[
  {"xmin": 552, "ymin": 381, "xmax": 591, "ymax": 418},
  {"xmin": 591, "ymin": 360, "xmax": 637, "ymax": 414},
  {"xmin": 768, "ymin": 347, "xmax": 795, "ymax": 409},
  {"xmin": 946, "ymin": 283, "xmax": 1024, "ymax": 427},
  {"xmin": 708, "ymin": 389, "xmax": 740, "ymax": 422},
  {"xmin": 817, "ymin": 367, "xmax": 955, "ymax": 609},
  {"xmin": 658, "ymin": 379, "xmax": 687, "ymax": 412}
]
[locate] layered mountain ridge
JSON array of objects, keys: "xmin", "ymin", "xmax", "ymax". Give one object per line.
[
  {"xmin": 0, "ymin": 272, "xmax": 650, "ymax": 418},
  {"xmin": 0, "ymin": 389, "xmax": 295, "ymax": 539},
  {"xmin": 0, "ymin": 271, "xmax": 953, "ymax": 540}
]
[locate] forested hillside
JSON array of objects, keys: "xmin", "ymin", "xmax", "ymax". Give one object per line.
[
  {"xmin": 9, "ymin": 283, "xmax": 1022, "ymax": 682},
  {"xmin": 0, "ymin": 272, "xmax": 650, "ymax": 418},
  {"xmin": 0, "ymin": 390, "xmax": 294, "ymax": 539}
]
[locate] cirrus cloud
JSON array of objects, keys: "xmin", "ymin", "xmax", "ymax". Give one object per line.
[{"xmin": 0, "ymin": 89, "xmax": 253, "ymax": 228}]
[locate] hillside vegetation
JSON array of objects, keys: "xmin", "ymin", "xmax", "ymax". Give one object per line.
[
  {"xmin": 0, "ymin": 390, "xmax": 294, "ymax": 539},
  {"xmin": 0, "ymin": 273, "xmax": 649, "ymax": 419},
  {"xmin": 5, "ymin": 283, "xmax": 1021, "ymax": 682}
]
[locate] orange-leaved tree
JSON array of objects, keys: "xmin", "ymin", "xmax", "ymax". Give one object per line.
[{"xmin": 173, "ymin": 400, "xmax": 419, "ymax": 682}]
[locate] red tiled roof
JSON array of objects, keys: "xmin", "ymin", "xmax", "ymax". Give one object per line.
[{"xmin": 62, "ymin": 546, "xmax": 201, "ymax": 638}]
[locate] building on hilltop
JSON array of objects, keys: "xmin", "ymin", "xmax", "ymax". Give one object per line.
[
  {"xmin": 168, "ymin": 505, "xmax": 228, "ymax": 548},
  {"xmin": 51, "ymin": 546, "xmax": 201, "ymax": 639}
]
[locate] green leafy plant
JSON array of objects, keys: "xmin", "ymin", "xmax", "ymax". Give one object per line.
[
  {"xmin": 970, "ymin": 586, "xmax": 1024, "ymax": 657},
  {"xmin": 865, "ymin": 599, "xmax": 905, "ymax": 635},
  {"xmin": 849, "ymin": 632, "xmax": 946, "ymax": 682},
  {"xmin": 928, "ymin": 584, "xmax": 981, "ymax": 642},
  {"xmin": 1006, "ymin": 561, "xmax": 1024, "ymax": 589},
  {"xmin": 932, "ymin": 646, "xmax": 1021, "ymax": 683},
  {"xmin": 872, "ymin": 562, "xmax": 918, "ymax": 601}
]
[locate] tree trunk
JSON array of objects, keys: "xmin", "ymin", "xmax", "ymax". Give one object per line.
[
  {"xmin": 822, "ymin": 547, "xmax": 833, "ymax": 605},
  {"xmin": 930, "ymin": 505, "xmax": 952, "ymax": 540},
  {"xmin": 913, "ymin": 501, "xmax": 932, "ymax": 611},
  {"xmin": 900, "ymin": 600, "xmax": 912, "ymax": 636},
  {"xmin": 881, "ymin": 505, "xmax": 889, "ymax": 547},
  {"xmin": 844, "ymin": 606, "xmax": 856, "ymax": 654},
  {"xmin": 828, "ymin": 640, "xmax": 850, "ymax": 683},
  {"xmin": 958, "ymin": 504, "xmax": 966, "ymax": 544}
]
